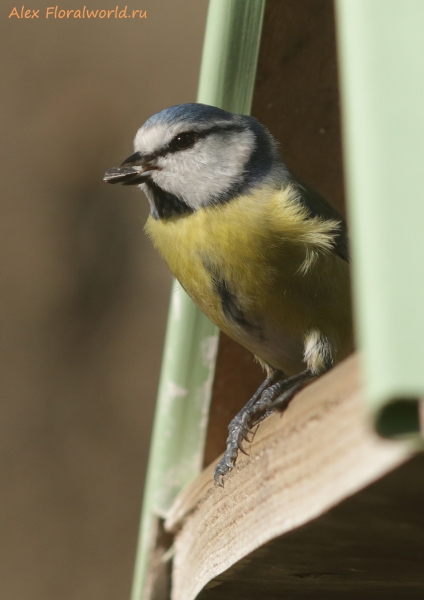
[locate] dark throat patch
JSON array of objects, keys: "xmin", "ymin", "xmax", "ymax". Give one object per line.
[{"xmin": 146, "ymin": 180, "xmax": 194, "ymax": 220}]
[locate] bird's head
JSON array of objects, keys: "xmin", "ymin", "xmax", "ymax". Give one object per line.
[{"xmin": 104, "ymin": 103, "xmax": 283, "ymax": 219}]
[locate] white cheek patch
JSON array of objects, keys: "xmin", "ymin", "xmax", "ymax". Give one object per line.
[{"xmin": 151, "ymin": 129, "xmax": 255, "ymax": 208}]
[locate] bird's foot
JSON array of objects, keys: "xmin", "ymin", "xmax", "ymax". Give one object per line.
[{"xmin": 214, "ymin": 370, "xmax": 313, "ymax": 486}]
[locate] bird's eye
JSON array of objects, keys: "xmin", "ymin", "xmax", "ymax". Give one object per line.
[{"xmin": 172, "ymin": 131, "xmax": 196, "ymax": 151}]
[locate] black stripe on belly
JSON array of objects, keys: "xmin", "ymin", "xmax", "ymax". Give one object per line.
[{"xmin": 203, "ymin": 259, "xmax": 254, "ymax": 330}]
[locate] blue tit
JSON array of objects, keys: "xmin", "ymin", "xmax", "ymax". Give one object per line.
[{"xmin": 104, "ymin": 103, "xmax": 353, "ymax": 485}]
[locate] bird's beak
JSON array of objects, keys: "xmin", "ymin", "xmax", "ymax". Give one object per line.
[{"xmin": 103, "ymin": 151, "xmax": 159, "ymax": 186}]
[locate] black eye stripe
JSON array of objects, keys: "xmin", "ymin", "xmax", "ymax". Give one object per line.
[{"xmin": 144, "ymin": 123, "xmax": 246, "ymax": 161}]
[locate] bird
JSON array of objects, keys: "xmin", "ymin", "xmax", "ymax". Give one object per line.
[{"xmin": 104, "ymin": 103, "xmax": 353, "ymax": 485}]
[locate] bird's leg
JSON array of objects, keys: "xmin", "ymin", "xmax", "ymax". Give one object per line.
[
  {"xmin": 249, "ymin": 369, "xmax": 314, "ymax": 426},
  {"xmin": 214, "ymin": 369, "xmax": 313, "ymax": 486},
  {"xmin": 213, "ymin": 373, "xmax": 279, "ymax": 486},
  {"xmin": 256, "ymin": 377, "xmax": 313, "ymax": 427}
]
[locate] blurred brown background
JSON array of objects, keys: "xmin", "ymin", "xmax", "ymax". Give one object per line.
[{"xmin": 0, "ymin": 2, "xmax": 208, "ymax": 598}]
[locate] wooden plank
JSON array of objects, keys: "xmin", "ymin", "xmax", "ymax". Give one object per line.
[
  {"xmin": 195, "ymin": 454, "xmax": 424, "ymax": 599},
  {"xmin": 165, "ymin": 356, "xmax": 415, "ymax": 600}
]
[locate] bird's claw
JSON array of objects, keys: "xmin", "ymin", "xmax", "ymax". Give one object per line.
[
  {"xmin": 214, "ymin": 460, "xmax": 226, "ymax": 487},
  {"xmin": 214, "ymin": 451, "xmax": 236, "ymax": 486},
  {"xmin": 213, "ymin": 373, "xmax": 312, "ymax": 486},
  {"xmin": 213, "ymin": 408, "xmax": 264, "ymax": 486}
]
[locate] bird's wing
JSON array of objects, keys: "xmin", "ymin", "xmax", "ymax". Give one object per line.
[{"xmin": 290, "ymin": 172, "xmax": 349, "ymax": 263}]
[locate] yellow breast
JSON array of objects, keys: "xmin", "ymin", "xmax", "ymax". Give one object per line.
[{"xmin": 145, "ymin": 184, "xmax": 352, "ymax": 374}]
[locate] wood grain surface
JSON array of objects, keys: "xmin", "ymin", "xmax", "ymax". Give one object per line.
[{"xmin": 166, "ymin": 356, "xmax": 414, "ymax": 600}]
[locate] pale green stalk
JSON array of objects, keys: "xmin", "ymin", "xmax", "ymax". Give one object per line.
[
  {"xmin": 335, "ymin": 0, "xmax": 424, "ymax": 437},
  {"xmin": 130, "ymin": 2, "xmax": 266, "ymax": 598}
]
